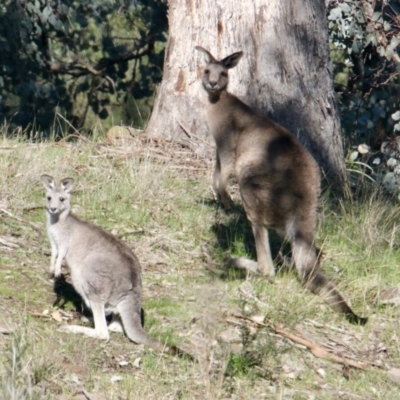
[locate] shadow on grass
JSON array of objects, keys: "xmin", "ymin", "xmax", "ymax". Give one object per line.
[
  {"xmin": 52, "ymin": 274, "xmax": 145, "ymax": 326},
  {"xmin": 202, "ymin": 198, "xmax": 292, "ymax": 281},
  {"xmin": 53, "ymin": 275, "xmax": 84, "ymax": 313}
]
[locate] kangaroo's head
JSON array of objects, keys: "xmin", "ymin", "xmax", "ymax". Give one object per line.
[
  {"xmin": 40, "ymin": 174, "xmax": 74, "ymax": 216},
  {"xmin": 195, "ymin": 46, "xmax": 243, "ymax": 97}
]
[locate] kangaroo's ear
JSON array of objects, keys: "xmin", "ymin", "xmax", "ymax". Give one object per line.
[
  {"xmin": 195, "ymin": 46, "xmax": 216, "ymax": 63},
  {"xmin": 61, "ymin": 178, "xmax": 74, "ymax": 193},
  {"xmin": 40, "ymin": 174, "xmax": 55, "ymax": 190},
  {"xmin": 221, "ymin": 51, "xmax": 243, "ymax": 69}
]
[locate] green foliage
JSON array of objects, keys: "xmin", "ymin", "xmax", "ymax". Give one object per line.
[
  {"xmin": 328, "ymin": 1, "xmax": 400, "ymax": 197},
  {"xmin": 346, "ymin": 133, "xmax": 400, "ymax": 198},
  {"xmin": 226, "ymin": 352, "xmax": 259, "ymax": 377},
  {"xmin": 3, "ymin": 134, "xmax": 400, "ymax": 398},
  {"xmin": 328, "ymin": 0, "xmax": 400, "ymax": 147},
  {"xmin": 0, "ymin": 0, "xmax": 167, "ymax": 134},
  {"xmin": 1, "ymin": 332, "xmax": 35, "ymax": 399}
]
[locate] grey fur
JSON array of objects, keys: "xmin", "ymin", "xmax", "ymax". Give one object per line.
[
  {"xmin": 195, "ymin": 47, "xmax": 366, "ymax": 325},
  {"xmin": 40, "ymin": 174, "xmax": 179, "ymax": 349}
]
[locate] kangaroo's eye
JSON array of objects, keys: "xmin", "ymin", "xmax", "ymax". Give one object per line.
[
  {"xmin": 47, "ymin": 196, "xmax": 51, "ymax": 201},
  {"xmin": 59, "ymin": 197, "xmax": 65, "ymax": 202},
  {"xmin": 221, "ymin": 71, "xmax": 228, "ymax": 77},
  {"xmin": 204, "ymin": 69, "xmax": 210, "ymax": 75}
]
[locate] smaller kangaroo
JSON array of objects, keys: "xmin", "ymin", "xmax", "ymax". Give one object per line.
[
  {"xmin": 40, "ymin": 174, "xmax": 185, "ymax": 354},
  {"xmin": 195, "ymin": 46, "xmax": 366, "ymax": 325}
]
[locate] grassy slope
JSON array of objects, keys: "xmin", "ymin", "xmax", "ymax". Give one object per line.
[{"xmin": 1, "ymin": 133, "xmax": 400, "ymax": 399}]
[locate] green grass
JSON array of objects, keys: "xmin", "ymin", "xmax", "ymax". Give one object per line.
[{"xmin": 1, "ymin": 131, "xmax": 400, "ymax": 399}]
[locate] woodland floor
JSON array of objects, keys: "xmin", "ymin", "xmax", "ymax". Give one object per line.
[{"xmin": 1, "ymin": 130, "xmax": 400, "ymax": 399}]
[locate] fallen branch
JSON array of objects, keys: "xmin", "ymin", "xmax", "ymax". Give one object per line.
[
  {"xmin": 229, "ymin": 314, "xmax": 370, "ymax": 370},
  {"xmin": 0, "ymin": 322, "xmax": 13, "ymax": 335},
  {"xmin": 230, "ymin": 313, "xmax": 270, "ymax": 328},
  {"xmin": 0, "ymin": 236, "xmax": 19, "ymax": 248},
  {"xmin": 77, "ymin": 388, "xmax": 95, "ymax": 400},
  {"xmin": 36, "ymin": 274, "xmax": 54, "ymax": 287},
  {"xmin": 30, "ymin": 312, "xmax": 52, "ymax": 319},
  {"xmin": 177, "ymin": 119, "xmax": 213, "ymax": 147},
  {"xmin": 177, "ymin": 120, "xmax": 192, "ymax": 139},
  {"xmin": 202, "ymin": 247, "xmax": 226, "ymax": 276},
  {"xmin": 274, "ymin": 323, "xmax": 370, "ymax": 370},
  {"xmin": 0, "ymin": 208, "xmax": 42, "ymax": 234}
]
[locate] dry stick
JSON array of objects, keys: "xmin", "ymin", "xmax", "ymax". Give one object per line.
[
  {"xmin": 55, "ymin": 112, "xmax": 92, "ymax": 143},
  {"xmin": 0, "ymin": 236, "xmax": 19, "ymax": 248},
  {"xmin": 177, "ymin": 119, "xmax": 214, "ymax": 147},
  {"xmin": 76, "ymin": 388, "xmax": 95, "ymax": 400},
  {"xmin": 29, "ymin": 312, "xmax": 52, "ymax": 319},
  {"xmin": 167, "ymin": 165, "xmax": 208, "ymax": 171},
  {"xmin": 274, "ymin": 323, "xmax": 370, "ymax": 370},
  {"xmin": 230, "ymin": 314, "xmax": 370, "ymax": 370},
  {"xmin": 0, "ymin": 208, "xmax": 42, "ymax": 234},
  {"xmin": 177, "ymin": 120, "xmax": 192, "ymax": 139},
  {"xmin": 0, "ymin": 323, "xmax": 13, "ymax": 335},
  {"xmin": 58, "ymin": 134, "xmax": 92, "ymax": 143},
  {"xmin": 36, "ymin": 275, "xmax": 54, "ymax": 287},
  {"xmin": 202, "ymin": 248, "xmax": 226, "ymax": 276}
]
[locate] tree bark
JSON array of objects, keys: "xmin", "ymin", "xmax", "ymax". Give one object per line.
[{"xmin": 146, "ymin": 0, "xmax": 347, "ymax": 189}]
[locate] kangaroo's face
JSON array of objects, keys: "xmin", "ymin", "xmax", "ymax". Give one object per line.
[
  {"xmin": 41, "ymin": 175, "xmax": 74, "ymax": 215},
  {"xmin": 202, "ymin": 62, "xmax": 229, "ymax": 94},
  {"xmin": 45, "ymin": 187, "xmax": 70, "ymax": 215},
  {"xmin": 195, "ymin": 46, "xmax": 243, "ymax": 96}
]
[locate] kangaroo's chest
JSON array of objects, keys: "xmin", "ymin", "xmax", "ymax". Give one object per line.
[
  {"xmin": 48, "ymin": 224, "xmax": 63, "ymax": 245},
  {"xmin": 206, "ymin": 105, "xmax": 234, "ymax": 137},
  {"xmin": 48, "ymin": 223, "xmax": 72, "ymax": 255}
]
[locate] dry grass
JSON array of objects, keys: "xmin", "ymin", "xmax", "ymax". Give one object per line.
[{"xmin": 1, "ymin": 129, "xmax": 400, "ymax": 399}]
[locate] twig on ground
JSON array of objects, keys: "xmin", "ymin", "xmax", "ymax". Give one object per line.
[
  {"xmin": 77, "ymin": 388, "xmax": 95, "ymax": 400},
  {"xmin": 177, "ymin": 120, "xmax": 213, "ymax": 147},
  {"xmin": 29, "ymin": 312, "xmax": 52, "ymax": 319},
  {"xmin": 0, "ymin": 208, "xmax": 42, "ymax": 234},
  {"xmin": 177, "ymin": 120, "xmax": 192, "ymax": 139},
  {"xmin": 56, "ymin": 112, "xmax": 91, "ymax": 144},
  {"xmin": 228, "ymin": 314, "xmax": 371, "ymax": 370},
  {"xmin": 36, "ymin": 274, "xmax": 54, "ymax": 287},
  {"xmin": 0, "ymin": 236, "xmax": 19, "ymax": 248},
  {"xmin": 202, "ymin": 248, "xmax": 226, "ymax": 276},
  {"xmin": 274, "ymin": 323, "xmax": 370, "ymax": 370}
]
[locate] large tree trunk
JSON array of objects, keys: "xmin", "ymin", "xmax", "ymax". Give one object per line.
[{"xmin": 146, "ymin": 0, "xmax": 347, "ymax": 189}]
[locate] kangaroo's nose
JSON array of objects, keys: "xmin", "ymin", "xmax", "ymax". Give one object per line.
[
  {"xmin": 209, "ymin": 81, "xmax": 217, "ymax": 88},
  {"xmin": 50, "ymin": 207, "xmax": 57, "ymax": 212}
]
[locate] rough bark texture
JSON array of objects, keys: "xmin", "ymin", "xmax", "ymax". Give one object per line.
[{"xmin": 146, "ymin": 0, "xmax": 347, "ymax": 187}]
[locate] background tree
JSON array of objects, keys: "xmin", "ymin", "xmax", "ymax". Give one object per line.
[
  {"xmin": 328, "ymin": 0, "xmax": 400, "ymax": 146},
  {"xmin": 327, "ymin": 0, "xmax": 400, "ymax": 196},
  {"xmin": 0, "ymin": 0, "xmax": 167, "ymax": 134},
  {"xmin": 146, "ymin": 0, "xmax": 347, "ymax": 189},
  {"xmin": 1, "ymin": 0, "xmax": 399, "ymax": 193}
]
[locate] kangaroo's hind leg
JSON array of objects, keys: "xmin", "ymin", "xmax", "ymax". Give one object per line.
[
  {"xmin": 59, "ymin": 301, "xmax": 110, "ymax": 340},
  {"xmin": 251, "ymin": 223, "xmax": 275, "ymax": 276},
  {"xmin": 213, "ymin": 149, "xmax": 234, "ymax": 211},
  {"xmin": 228, "ymin": 222, "xmax": 275, "ymax": 276},
  {"xmin": 232, "ymin": 174, "xmax": 275, "ymax": 275}
]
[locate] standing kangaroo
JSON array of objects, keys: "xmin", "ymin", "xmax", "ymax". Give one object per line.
[
  {"xmin": 40, "ymin": 174, "xmax": 185, "ymax": 353},
  {"xmin": 195, "ymin": 46, "xmax": 366, "ymax": 325}
]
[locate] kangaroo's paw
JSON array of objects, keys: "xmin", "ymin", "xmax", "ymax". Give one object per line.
[
  {"xmin": 58, "ymin": 324, "xmax": 109, "ymax": 340},
  {"xmin": 108, "ymin": 320, "xmax": 124, "ymax": 333},
  {"xmin": 228, "ymin": 258, "xmax": 259, "ymax": 273}
]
